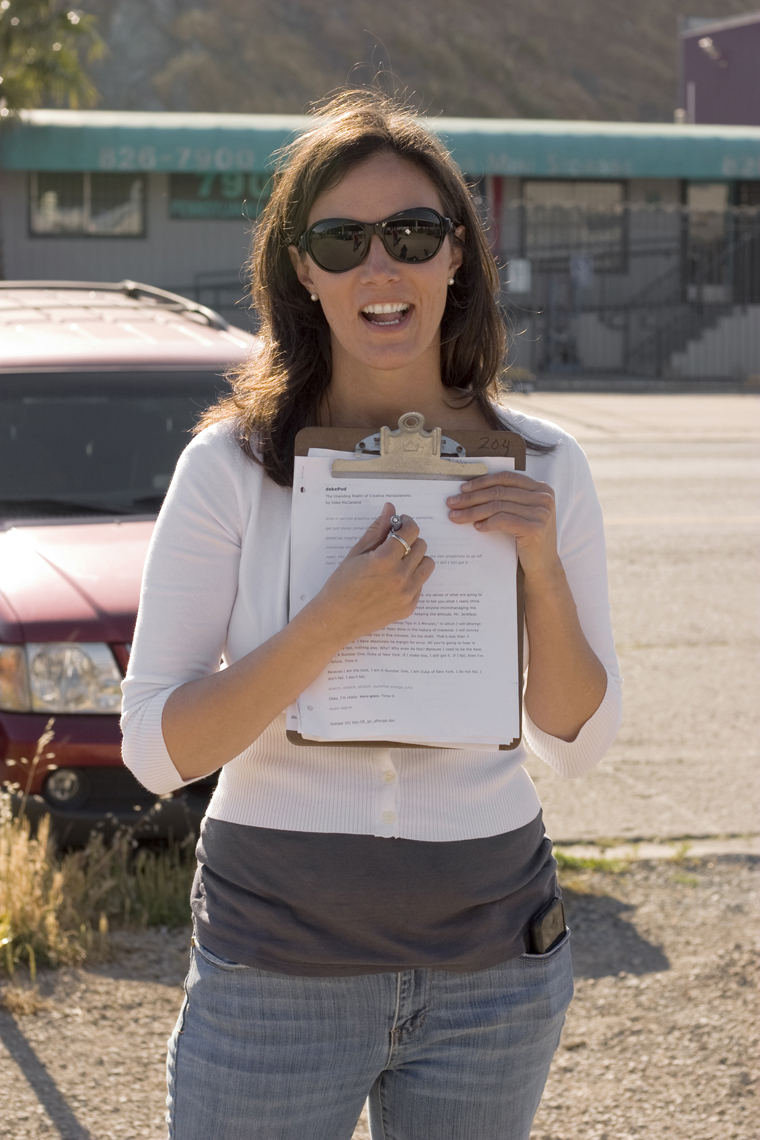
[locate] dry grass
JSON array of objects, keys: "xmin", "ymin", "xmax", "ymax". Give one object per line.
[
  {"xmin": 0, "ymin": 983, "xmax": 52, "ymax": 1016},
  {"xmin": 1, "ymin": 729, "xmax": 196, "ymax": 979},
  {"xmin": 1, "ymin": 797, "xmax": 196, "ymax": 978}
]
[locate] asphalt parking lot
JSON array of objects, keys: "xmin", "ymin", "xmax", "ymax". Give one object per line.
[{"xmin": 504, "ymin": 392, "xmax": 760, "ymax": 846}]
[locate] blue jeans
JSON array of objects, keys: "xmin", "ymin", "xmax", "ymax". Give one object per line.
[{"xmin": 166, "ymin": 932, "xmax": 573, "ymax": 1140}]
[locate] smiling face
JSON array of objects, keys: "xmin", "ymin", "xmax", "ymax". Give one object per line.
[{"xmin": 289, "ymin": 152, "xmax": 463, "ymax": 385}]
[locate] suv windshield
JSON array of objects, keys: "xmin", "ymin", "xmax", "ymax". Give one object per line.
[{"xmin": 0, "ymin": 371, "xmax": 226, "ymax": 518}]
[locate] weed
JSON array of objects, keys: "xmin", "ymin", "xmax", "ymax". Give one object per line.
[
  {"xmin": 559, "ymin": 875, "xmax": 602, "ymax": 895},
  {"xmin": 672, "ymin": 840, "xmax": 694, "ymax": 864},
  {"xmin": 555, "ymin": 851, "xmax": 628, "ymax": 874},
  {"xmin": 0, "ymin": 983, "xmax": 51, "ymax": 1016},
  {"xmin": 0, "ymin": 777, "xmax": 195, "ymax": 976},
  {"xmin": 671, "ymin": 872, "xmax": 700, "ymax": 888}
]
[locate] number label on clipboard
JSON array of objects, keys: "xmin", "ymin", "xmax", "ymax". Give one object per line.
[{"xmin": 477, "ymin": 434, "xmax": 516, "ymax": 454}]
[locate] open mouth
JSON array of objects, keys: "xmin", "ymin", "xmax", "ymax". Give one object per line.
[{"xmin": 360, "ymin": 302, "xmax": 412, "ymax": 327}]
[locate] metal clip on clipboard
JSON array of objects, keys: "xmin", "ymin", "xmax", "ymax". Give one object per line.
[
  {"xmin": 290, "ymin": 411, "xmax": 527, "ymax": 751},
  {"xmin": 331, "ymin": 411, "xmax": 490, "ymax": 479}
]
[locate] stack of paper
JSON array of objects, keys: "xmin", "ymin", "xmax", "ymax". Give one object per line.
[{"xmin": 287, "ymin": 450, "xmax": 520, "ymax": 749}]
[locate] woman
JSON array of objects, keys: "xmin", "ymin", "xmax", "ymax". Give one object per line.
[{"xmin": 122, "ymin": 90, "xmax": 622, "ymax": 1140}]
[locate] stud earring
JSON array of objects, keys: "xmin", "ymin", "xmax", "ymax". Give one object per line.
[
  {"xmin": 310, "ymin": 293, "xmax": 319, "ymax": 302},
  {"xmin": 448, "ymin": 278, "xmax": 455, "ymax": 286}
]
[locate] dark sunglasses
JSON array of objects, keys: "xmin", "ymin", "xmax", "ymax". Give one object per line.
[{"xmin": 297, "ymin": 207, "xmax": 456, "ymax": 273}]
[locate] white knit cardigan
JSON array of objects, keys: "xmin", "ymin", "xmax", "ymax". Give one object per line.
[{"xmin": 121, "ymin": 408, "xmax": 622, "ymax": 843}]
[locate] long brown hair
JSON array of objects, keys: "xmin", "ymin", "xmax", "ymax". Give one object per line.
[{"xmin": 197, "ymin": 89, "xmax": 512, "ymax": 487}]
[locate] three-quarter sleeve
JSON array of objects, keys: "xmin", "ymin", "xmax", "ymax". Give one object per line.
[
  {"xmin": 522, "ymin": 433, "xmax": 622, "ymax": 777},
  {"xmin": 120, "ymin": 425, "xmax": 244, "ymax": 793}
]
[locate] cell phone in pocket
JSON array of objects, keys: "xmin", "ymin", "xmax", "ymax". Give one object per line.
[{"xmin": 529, "ymin": 897, "xmax": 566, "ymax": 954}]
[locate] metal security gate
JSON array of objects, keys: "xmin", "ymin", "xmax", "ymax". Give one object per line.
[{"xmin": 500, "ymin": 198, "xmax": 760, "ymax": 382}]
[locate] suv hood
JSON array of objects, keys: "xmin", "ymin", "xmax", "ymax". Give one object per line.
[{"xmin": 0, "ymin": 520, "xmax": 154, "ymax": 643}]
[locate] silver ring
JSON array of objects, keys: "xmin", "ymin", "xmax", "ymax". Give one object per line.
[
  {"xmin": 389, "ymin": 532, "xmax": 411, "ymax": 558},
  {"xmin": 390, "ymin": 514, "xmax": 403, "ymax": 532}
]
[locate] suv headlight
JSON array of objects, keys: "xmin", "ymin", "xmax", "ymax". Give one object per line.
[{"xmin": 0, "ymin": 643, "xmax": 122, "ymax": 714}]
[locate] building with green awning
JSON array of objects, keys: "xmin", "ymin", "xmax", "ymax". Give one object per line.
[
  {"xmin": 1, "ymin": 109, "xmax": 758, "ymax": 179},
  {"xmin": 1, "ymin": 110, "xmax": 758, "ymax": 380}
]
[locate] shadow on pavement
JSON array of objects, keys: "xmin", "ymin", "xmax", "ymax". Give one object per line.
[
  {"xmin": 0, "ymin": 1010, "xmax": 93, "ymax": 1139},
  {"xmin": 564, "ymin": 890, "xmax": 670, "ymax": 978}
]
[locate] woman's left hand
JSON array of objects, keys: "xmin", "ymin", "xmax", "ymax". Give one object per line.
[
  {"xmin": 446, "ymin": 472, "xmax": 560, "ymax": 580},
  {"xmin": 448, "ymin": 471, "xmax": 608, "ymax": 740}
]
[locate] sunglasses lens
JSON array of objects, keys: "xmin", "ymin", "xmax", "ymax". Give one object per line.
[
  {"xmin": 304, "ymin": 209, "xmax": 447, "ymax": 271},
  {"xmin": 308, "ymin": 220, "xmax": 368, "ymax": 271},
  {"xmin": 382, "ymin": 211, "xmax": 444, "ymax": 262}
]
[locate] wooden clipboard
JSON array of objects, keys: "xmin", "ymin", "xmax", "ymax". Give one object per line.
[{"xmin": 287, "ymin": 413, "xmax": 527, "ymax": 751}]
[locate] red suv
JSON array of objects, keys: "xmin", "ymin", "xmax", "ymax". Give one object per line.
[{"xmin": 0, "ymin": 281, "xmax": 258, "ymax": 842}]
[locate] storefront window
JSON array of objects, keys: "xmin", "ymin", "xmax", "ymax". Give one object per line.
[
  {"xmin": 29, "ymin": 173, "xmax": 145, "ymax": 237},
  {"xmin": 685, "ymin": 182, "xmax": 730, "ymax": 300},
  {"xmin": 522, "ymin": 180, "xmax": 626, "ymax": 273},
  {"xmin": 734, "ymin": 182, "xmax": 760, "ymax": 303}
]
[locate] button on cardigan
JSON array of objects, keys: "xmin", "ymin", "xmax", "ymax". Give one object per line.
[{"xmin": 121, "ymin": 409, "xmax": 622, "ymax": 843}]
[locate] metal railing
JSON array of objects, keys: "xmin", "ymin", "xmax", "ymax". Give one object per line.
[{"xmin": 500, "ymin": 202, "xmax": 760, "ymax": 380}]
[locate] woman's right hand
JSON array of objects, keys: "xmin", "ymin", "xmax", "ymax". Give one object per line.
[{"xmin": 310, "ymin": 502, "xmax": 435, "ymax": 647}]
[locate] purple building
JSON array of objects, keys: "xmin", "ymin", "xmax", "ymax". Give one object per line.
[{"xmin": 679, "ymin": 12, "xmax": 760, "ymax": 126}]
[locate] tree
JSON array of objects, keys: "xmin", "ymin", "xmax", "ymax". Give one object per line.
[
  {"xmin": 0, "ymin": 0, "xmax": 104, "ymax": 116},
  {"xmin": 0, "ymin": 3, "xmax": 103, "ymax": 277}
]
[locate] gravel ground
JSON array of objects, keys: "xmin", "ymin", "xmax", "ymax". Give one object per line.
[{"xmin": 0, "ymin": 853, "xmax": 757, "ymax": 1140}]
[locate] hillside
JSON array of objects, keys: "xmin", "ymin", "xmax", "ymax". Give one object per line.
[{"xmin": 77, "ymin": 0, "xmax": 759, "ymax": 121}]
